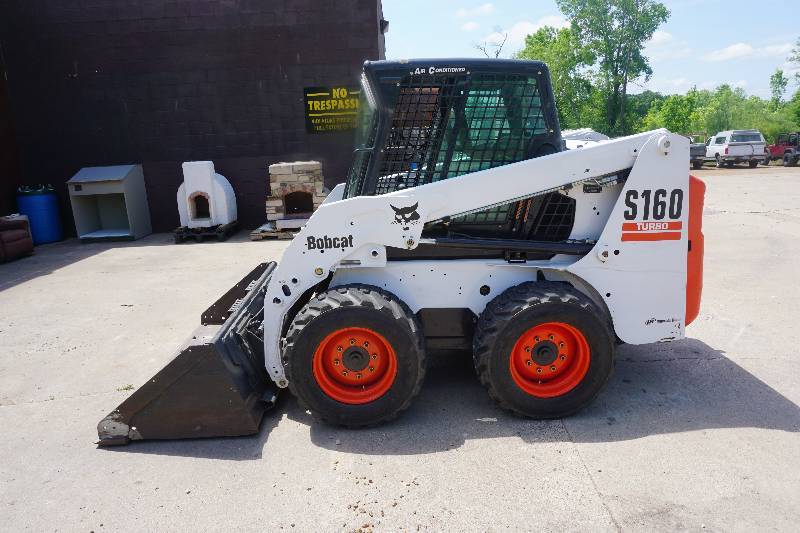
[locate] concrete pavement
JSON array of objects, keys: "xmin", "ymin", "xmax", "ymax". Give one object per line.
[{"xmin": 1, "ymin": 165, "xmax": 799, "ymax": 532}]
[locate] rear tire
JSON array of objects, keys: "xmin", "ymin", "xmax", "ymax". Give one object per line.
[
  {"xmin": 749, "ymin": 160, "xmax": 758, "ymax": 168},
  {"xmin": 692, "ymin": 160, "xmax": 703, "ymax": 170},
  {"xmin": 473, "ymin": 282, "xmax": 614, "ymax": 418},
  {"xmin": 284, "ymin": 284, "xmax": 426, "ymax": 427}
]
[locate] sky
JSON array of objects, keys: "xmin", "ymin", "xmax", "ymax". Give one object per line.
[{"xmin": 381, "ymin": 0, "xmax": 799, "ymax": 99}]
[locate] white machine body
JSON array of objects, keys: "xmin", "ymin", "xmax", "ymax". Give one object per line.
[
  {"xmin": 261, "ymin": 130, "xmax": 692, "ymax": 387},
  {"xmin": 177, "ymin": 161, "xmax": 237, "ymax": 228}
]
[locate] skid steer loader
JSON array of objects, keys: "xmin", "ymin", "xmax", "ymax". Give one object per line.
[{"xmin": 98, "ymin": 59, "xmax": 705, "ymax": 445}]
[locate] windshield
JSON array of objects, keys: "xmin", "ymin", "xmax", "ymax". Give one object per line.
[{"xmin": 730, "ymin": 133, "xmax": 763, "ymax": 143}]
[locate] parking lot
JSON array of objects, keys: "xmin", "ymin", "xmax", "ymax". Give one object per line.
[{"xmin": 1, "ymin": 165, "xmax": 799, "ymax": 532}]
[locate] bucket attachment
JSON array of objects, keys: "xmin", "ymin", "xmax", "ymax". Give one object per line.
[{"xmin": 97, "ymin": 262, "xmax": 278, "ymax": 446}]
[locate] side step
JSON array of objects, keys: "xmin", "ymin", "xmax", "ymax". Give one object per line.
[{"xmin": 97, "ymin": 262, "xmax": 278, "ymax": 446}]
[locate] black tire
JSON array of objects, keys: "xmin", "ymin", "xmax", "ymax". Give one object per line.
[
  {"xmin": 749, "ymin": 159, "xmax": 758, "ymax": 168},
  {"xmin": 692, "ymin": 160, "xmax": 703, "ymax": 170},
  {"xmin": 284, "ymin": 284, "xmax": 426, "ymax": 427},
  {"xmin": 473, "ymin": 282, "xmax": 614, "ymax": 418}
]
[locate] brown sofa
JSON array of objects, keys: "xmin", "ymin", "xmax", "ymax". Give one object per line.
[{"xmin": 0, "ymin": 216, "xmax": 34, "ymax": 262}]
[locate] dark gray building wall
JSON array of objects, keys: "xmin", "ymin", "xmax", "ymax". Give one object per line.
[
  {"xmin": 0, "ymin": 0, "xmax": 386, "ymax": 232},
  {"xmin": 0, "ymin": 49, "xmax": 21, "ymax": 216}
]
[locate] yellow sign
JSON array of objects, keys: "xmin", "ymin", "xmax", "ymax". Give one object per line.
[{"xmin": 304, "ymin": 86, "xmax": 360, "ymax": 133}]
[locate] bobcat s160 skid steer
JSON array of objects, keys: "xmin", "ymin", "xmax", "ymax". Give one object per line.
[{"xmin": 98, "ymin": 59, "xmax": 705, "ymax": 445}]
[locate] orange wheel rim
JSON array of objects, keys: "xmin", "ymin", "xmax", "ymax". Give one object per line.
[
  {"xmin": 509, "ymin": 322, "xmax": 590, "ymax": 398},
  {"xmin": 312, "ymin": 327, "xmax": 397, "ymax": 404}
]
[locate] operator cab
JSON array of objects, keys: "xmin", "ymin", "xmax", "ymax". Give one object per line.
[{"xmin": 344, "ymin": 58, "xmax": 571, "ymax": 255}]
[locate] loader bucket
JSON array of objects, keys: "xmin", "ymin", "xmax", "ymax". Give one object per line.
[{"xmin": 97, "ymin": 263, "xmax": 279, "ymax": 446}]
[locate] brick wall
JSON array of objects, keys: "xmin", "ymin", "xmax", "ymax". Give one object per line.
[{"xmin": 0, "ymin": 0, "xmax": 385, "ymax": 232}]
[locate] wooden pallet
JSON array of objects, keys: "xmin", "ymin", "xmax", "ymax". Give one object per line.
[
  {"xmin": 174, "ymin": 221, "xmax": 238, "ymax": 243},
  {"xmin": 249, "ymin": 223, "xmax": 300, "ymax": 241}
]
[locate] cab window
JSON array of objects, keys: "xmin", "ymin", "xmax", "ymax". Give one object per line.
[{"xmin": 714, "ymin": 136, "xmax": 726, "ymax": 144}]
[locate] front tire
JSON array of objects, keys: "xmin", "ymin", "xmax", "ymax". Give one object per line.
[
  {"xmin": 473, "ymin": 282, "xmax": 614, "ymax": 418},
  {"xmin": 749, "ymin": 159, "xmax": 759, "ymax": 168},
  {"xmin": 692, "ymin": 160, "xmax": 703, "ymax": 170},
  {"xmin": 284, "ymin": 285, "xmax": 426, "ymax": 427}
]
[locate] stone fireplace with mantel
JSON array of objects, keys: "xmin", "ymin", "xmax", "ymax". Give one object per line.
[{"xmin": 265, "ymin": 161, "xmax": 328, "ymax": 230}]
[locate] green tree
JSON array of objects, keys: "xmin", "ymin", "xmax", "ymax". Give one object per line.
[
  {"xmin": 641, "ymin": 91, "xmax": 697, "ymax": 133},
  {"xmin": 627, "ymin": 90, "xmax": 666, "ymax": 131},
  {"xmin": 556, "ymin": 0, "xmax": 670, "ymax": 134},
  {"xmin": 769, "ymin": 68, "xmax": 789, "ymax": 108},
  {"xmin": 789, "ymin": 37, "xmax": 800, "ymax": 84},
  {"xmin": 672, "ymin": 85, "xmax": 799, "ymax": 143},
  {"xmin": 790, "ymin": 89, "xmax": 800, "ymax": 125},
  {"xmin": 516, "ymin": 26, "xmax": 595, "ymax": 129}
]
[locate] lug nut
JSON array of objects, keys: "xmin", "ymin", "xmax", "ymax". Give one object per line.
[
  {"xmin": 549, "ymin": 335, "xmax": 555, "ymax": 340},
  {"xmin": 526, "ymin": 360, "xmax": 532, "ymax": 366},
  {"xmin": 559, "ymin": 342, "xmax": 565, "ymax": 348},
  {"xmin": 534, "ymin": 336, "xmax": 540, "ymax": 342},
  {"xmin": 334, "ymin": 360, "xmax": 340, "ymax": 366},
  {"xmin": 369, "ymin": 366, "xmax": 374, "ymax": 372},
  {"xmin": 357, "ymin": 373, "xmax": 362, "ymax": 379},
  {"xmin": 536, "ymin": 368, "xmax": 543, "ymax": 374},
  {"xmin": 560, "ymin": 355, "xmax": 566, "ymax": 361},
  {"xmin": 350, "ymin": 338, "xmax": 356, "ymax": 345},
  {"xmin": 550, "ymin": 366, "xmax": 557, "ymax": 372},
  {"xmin": 342, "ymin": 370, "xmax": 348, "ymax": 376},
  {"xmin": 337, "ymin": 346, "xmax": 343, "ymax": 352},
  {"xmin": 525, "ymin": 346, "xmax": 531, "ymax": 352},
  {"xmin": 371, "ymin": 353, "xmax": 377, "ymax": 360},
  {"xmin": 363, "ymin": 341, "xmax": 369, "ymax": 347}
]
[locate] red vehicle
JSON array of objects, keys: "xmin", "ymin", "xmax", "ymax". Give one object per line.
[{"xmin": 765, "ymin": 132, "xmax": 799, "ymax": 167}]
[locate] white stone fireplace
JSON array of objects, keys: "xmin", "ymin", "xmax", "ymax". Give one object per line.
[{"xmin": 177, "ymin": 161, "xmax": 237, "ymax": 229}]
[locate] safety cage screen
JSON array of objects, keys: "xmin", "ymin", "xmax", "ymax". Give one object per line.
[{"xmin": 346, "ymin": 72, "xmax": 548, "ymax": 200}]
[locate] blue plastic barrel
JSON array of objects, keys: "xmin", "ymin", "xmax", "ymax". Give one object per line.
[{"xmin": 16, "ymin": 185, "xmax": 63, "ymax": 244}]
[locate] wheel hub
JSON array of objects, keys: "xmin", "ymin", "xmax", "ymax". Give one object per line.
[
  {"xmin": 342, "ymin": 346, "xmax": 370, "ymax": 372},
  {"xmin": 509, "ymin": 322, "xmax": 591, "ymax": 398},
  {"xmin": 531, "ymin": 340, "xmax": 558, "ymax": 366},
  {"xmin": 312, "ymin": 327, "xmax": 398, "ymax": 404}
]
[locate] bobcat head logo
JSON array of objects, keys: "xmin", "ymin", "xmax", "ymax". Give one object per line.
[{"xmin": 390, "ymin": 203, "xmax": 420, "ymax": 230}]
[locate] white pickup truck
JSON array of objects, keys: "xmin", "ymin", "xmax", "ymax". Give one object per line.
[{"xmin": 705, "ymin": 130, "xmax": 766, "ymax": 168}]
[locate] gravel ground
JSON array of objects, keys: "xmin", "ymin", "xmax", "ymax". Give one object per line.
[{"xmin": 1, "ymin": 165, "xmax": 799, "ymax": 532}]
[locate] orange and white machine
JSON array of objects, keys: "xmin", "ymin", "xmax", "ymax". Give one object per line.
[{"xmin": 99, "ymin": 59, "xmax": 704, "ymax": 445}]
